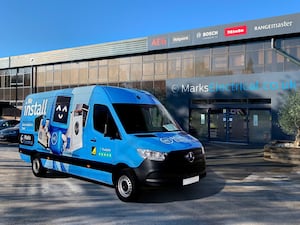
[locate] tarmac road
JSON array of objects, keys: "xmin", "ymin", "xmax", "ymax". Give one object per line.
[{"xmin": 0, "ymin": 142, "xmax": 300, "ymax": 225}]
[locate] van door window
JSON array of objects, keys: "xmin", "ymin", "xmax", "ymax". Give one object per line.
[{"xmin": 93, "ymin": 104, "xmax": 120, "ymax": 139}]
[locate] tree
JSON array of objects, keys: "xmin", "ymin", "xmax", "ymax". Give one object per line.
[{"xmin": 278, "ymin": 91, "xmax": 300, "ymax": 147}]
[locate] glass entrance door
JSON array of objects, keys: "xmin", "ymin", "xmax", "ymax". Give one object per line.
[
  {"xmin": 208, "ymin": 109, "xmax": 226, "ymax": 141},
  {"xmin": 227, "ymin": 109, "xmax": 248, "ymax": 142},
  {"xmin": 189, "ymin": 107, "xmax": 271, "ymax": 143},
  {"xmin": 208, "ymin": 108, "xmax": 248, "ymax": 142}
]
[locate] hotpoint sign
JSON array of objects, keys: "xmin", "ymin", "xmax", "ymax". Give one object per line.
[{"xmin": 148, "ymin": 13, "xmax": 300, "ymax": 51}]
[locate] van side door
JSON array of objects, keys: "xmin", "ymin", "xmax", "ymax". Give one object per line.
[{"xmin": 87, "ymin": 104, "xmax": 120, "ymax": 164}]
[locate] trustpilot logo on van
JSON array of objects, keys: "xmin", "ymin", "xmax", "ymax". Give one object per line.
[{"xmin": 23, "ymin": 98, "xmax": 48, "ymax": 116}]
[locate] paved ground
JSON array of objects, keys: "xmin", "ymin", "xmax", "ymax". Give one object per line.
[{"xmin": 0, "ymin": 142, "xmax": 300, "ymax": 225}]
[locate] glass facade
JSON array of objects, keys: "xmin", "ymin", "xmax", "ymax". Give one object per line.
[
  {"xmin": 0, "ymin": 67, "xmax": 32, "ymax": 106},
  {"xmin": 33, "ymin": 37, "xmax": 300, "ymax": 96},
  {"xmin": 1, "ymin": 37, "xmax": 299, "ymax": 105},
  {"xmin": 0, "ymin": 36, "xmax": 299, "ymax": 142}
]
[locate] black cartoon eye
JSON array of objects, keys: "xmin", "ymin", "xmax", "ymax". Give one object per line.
[
  {"xmin": 62, "ymin": 106, "xmax": 68, "ymax": 112},
  {"xmin": 56, "ymin": 105, "xmax": 62, "ymax": 111}
]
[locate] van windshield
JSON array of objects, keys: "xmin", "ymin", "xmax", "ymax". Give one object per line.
[{"xmin": 113, "ymin": 104, "xmax": 181, "ymax": 134}]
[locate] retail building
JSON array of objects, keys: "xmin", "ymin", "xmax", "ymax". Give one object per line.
[{"xmin": 0, "ymin": 13, "xmax": 299, "ymax": 143}]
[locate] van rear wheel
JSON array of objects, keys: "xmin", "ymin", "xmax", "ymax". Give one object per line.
[
  {"xmin": 32, "ymin": 156, "xmax": 45, "ymax": 177},
  {"xmin": 115, "ymin": 169, "xmax": 139, "ymax": 202}
]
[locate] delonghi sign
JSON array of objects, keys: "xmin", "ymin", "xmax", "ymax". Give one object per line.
[{"xmin": 148, "ymin": 13, "xmax": 300, "ymax": 50}]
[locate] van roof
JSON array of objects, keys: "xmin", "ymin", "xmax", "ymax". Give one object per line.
[
  {"xmin": 25, "ymin": 85, "xmax": 159, "ymax": 105},
  {"xmin": 95, "ymin": 86, "xmax": 159, "ymax": 105}
]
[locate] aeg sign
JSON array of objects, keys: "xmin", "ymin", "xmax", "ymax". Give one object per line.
[{"xmin": 150, "ymin": 37, "xmax": 167, "ymax": 47}]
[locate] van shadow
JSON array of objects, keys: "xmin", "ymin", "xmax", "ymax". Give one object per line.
[
  {"xmin": 42, "ymin": 170, "xmax": 70, "ymax": 178},
  {"xmin": 136, "ymin": 168, "xmax": 225, "ymax": 203}
]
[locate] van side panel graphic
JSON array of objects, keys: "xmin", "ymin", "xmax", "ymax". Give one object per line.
[
  {"xmin": 36, "ymin": 87, "xmax": 94, "ymax": 171},
  {"xmin": 21, "ymin": 87, "xmax": 95, "ymax": 172}
]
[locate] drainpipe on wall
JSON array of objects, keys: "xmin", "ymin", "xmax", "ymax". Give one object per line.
[
  {"xmin": 30, "ymin": 58, "xmax": 36, "ymax": 94},
  {"xmin": 271, "ymin": 38, "xmax": 300, "ymax": 67}
]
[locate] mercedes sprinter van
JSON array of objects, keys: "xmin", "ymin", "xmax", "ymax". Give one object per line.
[{"xmin": 19, "ymin": 85, "xmax": 206, "ymax": 201}]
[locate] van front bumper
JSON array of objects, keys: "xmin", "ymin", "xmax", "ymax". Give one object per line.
[{"xmin": 133, "ymin": 148, "xmax": 206, "ymax": 187}]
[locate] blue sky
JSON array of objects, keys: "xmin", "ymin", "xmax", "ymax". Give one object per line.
[{"xmin": 0, "ymin": 0, "xmax": 299, "ymax": 58}]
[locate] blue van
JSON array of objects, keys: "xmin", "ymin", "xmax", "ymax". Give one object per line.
[{"xmin": 19, "ymin": 85, "xmax": 206, "ymax": 201}]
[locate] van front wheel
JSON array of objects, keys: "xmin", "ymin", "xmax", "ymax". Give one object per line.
[
  {"xmin": 32, "ymin": 156, "xmax": 45, "ymax": 177},
  {"xmin": 115, "ymin": 170, "xmax": 139, "ymax": 202}
]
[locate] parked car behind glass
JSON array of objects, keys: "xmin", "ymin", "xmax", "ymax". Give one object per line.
[
  {"xmin": 0, "ymin": 119, "xmax": 19, "ymax": 130},
  {"xmin": 0, "ymin": 123, "xmax": 20, "ymax": 143}
]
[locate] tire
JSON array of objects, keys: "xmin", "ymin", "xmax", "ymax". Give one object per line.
[
  {"xmin": 115, "ymin": 169, "xmax": 139, "ymax": 202},
  {"xmin": 31, "ymin": 156, "xmax": 46, "ymax": 177}
]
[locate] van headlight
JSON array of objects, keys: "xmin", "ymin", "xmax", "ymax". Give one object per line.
[{"xmin": 137, "ymin": 149, "xmax": 167, "ymax": 161}]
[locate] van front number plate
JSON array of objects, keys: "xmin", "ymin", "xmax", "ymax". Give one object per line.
[{"xmin": 183, "ymin": 175, "xmax": 199, "ymax": 186}]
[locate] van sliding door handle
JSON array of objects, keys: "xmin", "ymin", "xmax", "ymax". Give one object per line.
[{"xmin": 90, "ymin": 138, "xmax": 96, "ymax": 142}]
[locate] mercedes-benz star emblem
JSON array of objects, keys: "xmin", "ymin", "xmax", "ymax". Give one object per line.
[{"xmin": 185, "ymin": 152, "xmax": 195, "ymax": 163}]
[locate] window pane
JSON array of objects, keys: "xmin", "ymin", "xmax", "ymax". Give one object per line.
[
  {"xmin": 79, "ymin": 62, "xmax": 88, "ymax": 85},
  {"xmin": 119, "ymin": 64, "xmax": 130, "ymax": 82},
  {"xmin": 70, "ymin": 63, "xmax": 79, "ymax": 85},
  {"xmin": 89, "ymin": 67, "xmax": 98, "ymax": 84},
  {"xmin": 155, "ymin": 61, "xmax": 167, "ymax": 75},
  {"xmin": 130, "ymin": 64, "xmax": 142, "ymax": 81},
  {"xmin": 53, "ymin": 64, "xmax": 61, "ymax": 85},
  {"xmin": 108, "ymin": 65, "xmax": 119, "ymax": 82},
  {"xmin": 212, "ymin": 46, "xmax": 227, "ymax": 54},
  {"xmin": 46, "ymin": 65, "xmax": 53, "ymax": 86},
  {"xmin": 24, "ymin": 74, "xmax": 31, "ymax": 86},
  {"xmin": 99, "ymin": 66, "xmax": 108, "ymax": 83},
  {"xmin": 212, "ymin": 55, "xmax": 227, "ymax": 69},
  {"xmin": 37, "ymin": 66, "xmax": 46, "ymax": 87},
  {"xmin": 229, "ymin": 44, "xmax": 244, "ymax": 52},
  {"xmin": 143, "ymin": 62, "xmax": 154, "ymax": 77},
  {"xmin": 246, "ymin": 42, "xmax": 264, "ymax": 51},
  {"xmin": 195, "ymin": 56, "xmax": 210, "ymax": 76},
  {"xmin": 61, "ymin": 63, "xmax": 70, "ymax": 86},
  {"xmin": 229, "ymin": 54, "xmax": 245, "ymax": 67},
  {"xmin": 182, "ymin": 58, "xmax": 194, "ymax": 77}
]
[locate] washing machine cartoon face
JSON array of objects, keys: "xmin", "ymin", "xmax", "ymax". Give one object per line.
[
  {"xmin": 53, "ymin": 96, "xmax": 71, "ymax": 124},
  {"xmin": 50, "ymin": 96, "xmax": 71, "ymax": 155}
]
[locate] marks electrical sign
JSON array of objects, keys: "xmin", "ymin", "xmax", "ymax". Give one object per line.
[{"xmin": 171, "ymin": 80, "xmax": 297, "ymax": 94}]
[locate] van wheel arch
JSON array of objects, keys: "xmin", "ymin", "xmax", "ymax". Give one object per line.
[
  {"xmin": 31, "ymin": 154, "xmax": 46, "ymax": 177},
  {"xmin": 113, "ymin": 166, "xmax": 139, "ymax": 202}
]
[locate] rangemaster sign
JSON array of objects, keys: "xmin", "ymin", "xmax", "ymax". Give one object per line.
[{"xmin": 19, "ymin": 85, "xmax": 206, "ymax": 201}]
